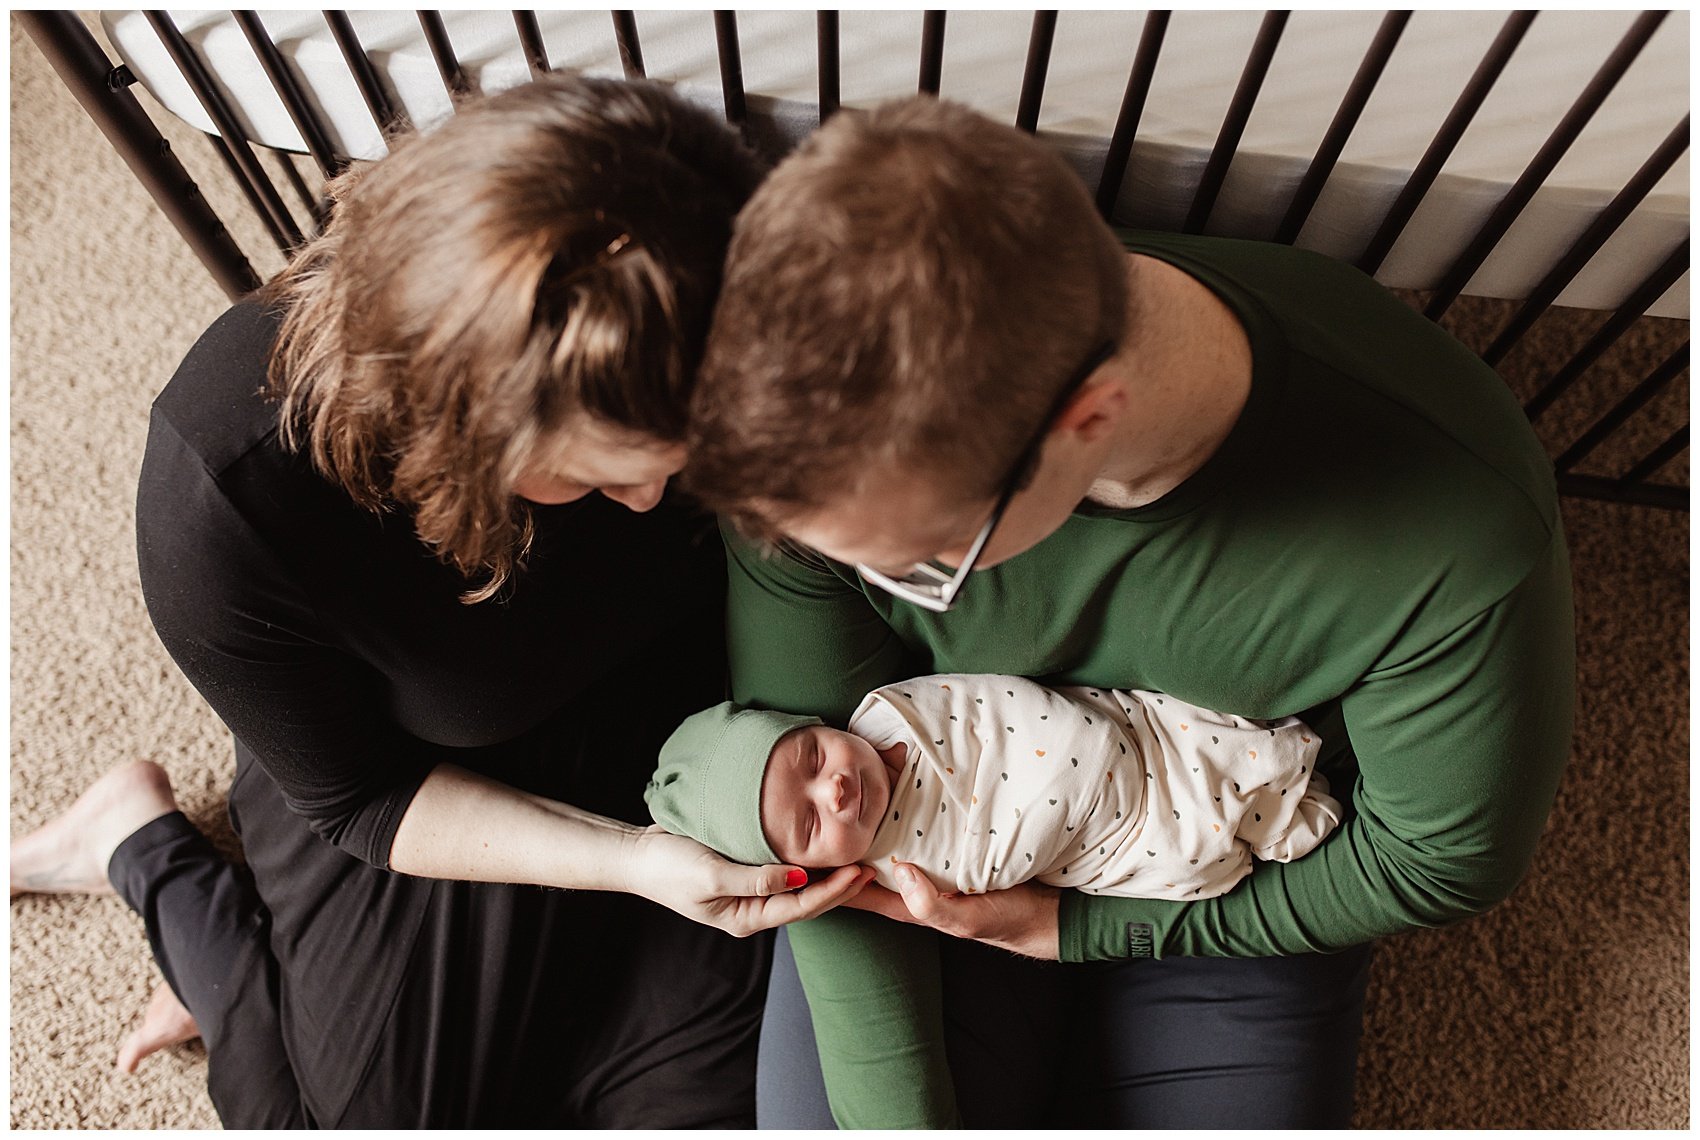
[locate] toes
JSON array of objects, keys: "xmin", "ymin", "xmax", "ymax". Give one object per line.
[
  {"xmin": 114, "ymin": 1032, "xmax": 145, "ymax": 1075},
  {"xmin": 114, "ymin": 985, "xmax": 200, "ymax": 1074},
  {"xmin": 144, "ymin": 983, "xmax": 200, "ymax": 1039}
]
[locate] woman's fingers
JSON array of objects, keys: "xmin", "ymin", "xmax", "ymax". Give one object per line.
[
  {"xmin": 635, "ymin": 833, "xmax": 882, "ymax": 935},
  {"xmin": 731, "ymin": 864, "xmax": 873, "ymax": 933},
  {"xmin": 748, "ymin": 863, "xmax": 813, "ymax": 897},
  {"xmin": 782, "ymin": 863, "xmax": 874, "ymax": 919},
  {"xmin": 727, "ymin": 861, "xmax": 865, "ymax": 904}
]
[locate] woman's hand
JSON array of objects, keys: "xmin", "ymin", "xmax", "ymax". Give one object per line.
[
  {"xmin": 625, "ymin": 825, "xmax": 875, "ymax": 937},
  {"xmin": 842, "ymin": 862, "xmax": 1063, "ymax": 960}
]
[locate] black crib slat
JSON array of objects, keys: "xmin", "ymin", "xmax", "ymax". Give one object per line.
[
  {"xmin": 1183, "ymin": 10, "xmax": 1289, "ymax": 235},
  {"xmin": 1555, "ymin": 343, "xmax": 1689, "ymax": 474},
  {"xmin": 201, "ymin": 130, "xmax": 294, "ymax": 253},
  {"xmin": 1272, "ymin": 10, "xmax": 1410, "ymax": 246},
  {"xmin": 146, "ymin": 11, "xmax": 303, "ymax": 252},
  {"xmin": 418, "ymin": 11, "xmax": 471, "ymax": 100},
  {"xmin": 817, "ymin": 11, "xmax": 841, "ymax": 122},
  {"xmin": 1553, "ymin": 471, "xmax": 1687, "ymax": 510},
  {"xmin": 324, "ymin": 11, "xmax": 407, "ymax": 135},
  {"xmin": 714, "ymin": 11, "xmax": 747, "ymax": 125},
  {"xmin": 271, "ymin": 149, "xmax": 322, "ymax": 228},
  {"xmin": 514, "ymin": 12, "xmax": 552, "ymax": 80},
  {"xmin": 919, "ymin": 11, "xmax": 947, "ymax": 95},
  {"xmin": 233, "ymin": 11, "xmax": 345, "ymax": 179},
  {"xmin": 1355, "ymin": 11, "xmax": 1535, "ymax": 276},
  {"xmin": 1484, "ymin": 115, "xmax": 1689, "ymax": 366},
  {"xmin": 1524, "ymin": 239, "xmax": 1689, "ymax": 423},
  {"xmin": 1619, "ymin": 426, "xmax": 1689, "ymax": 488},
  {"xmin": 1424, "ymin": 10, "xmax": 1669, "ymax": 321},
  {"xmin": 613, "ymin": 12, "xmax": 646, "ymax": 80},
  {"xmin": 18, "ymin": 12, "xmax": 260, "ymax": 298},
  {"xmin": 1095, "ymin": 11, "xmax": 1170, "ymax": 218},
  {"xmin": 1015, "ymin": 11, "xmax": 1058, "ymax": 133}
]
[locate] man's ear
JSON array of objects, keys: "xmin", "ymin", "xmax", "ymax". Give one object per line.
[{"xmin": 1055, "ymin": 374, "xmax": 1128, "ymax": 445}]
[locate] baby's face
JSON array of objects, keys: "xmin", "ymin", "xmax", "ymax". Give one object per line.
[{"xmin": 760, "ymin": 725, "xmax": 893, "ymax": 867}]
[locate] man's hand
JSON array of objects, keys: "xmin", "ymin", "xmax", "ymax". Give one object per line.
[{"xmin": 843, "ymin": 863, "xmax": 1062, "ymax": 960}]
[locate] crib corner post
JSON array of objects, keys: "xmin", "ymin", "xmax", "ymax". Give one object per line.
[{"xmin": 19, "ymin": 11, "xmax": 261, "ymax": 300}]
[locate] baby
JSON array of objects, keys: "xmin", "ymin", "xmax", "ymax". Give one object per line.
[{"xmin": 646, "ymin": 674, "xmax": 1342, "ymax": 901}]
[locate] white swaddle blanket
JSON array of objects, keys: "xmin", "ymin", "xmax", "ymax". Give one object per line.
[{"xmin": 851, "ymin": 674, "xmax": 1341, "ymax": 900}]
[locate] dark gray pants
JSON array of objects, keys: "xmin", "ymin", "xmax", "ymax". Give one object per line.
[
  {"xmin": 108, "ymin": 792, "xmax": 771, "ymax": 1129},
  {"xmin": 758, "ymin": 925, "xmax": 1373, "ymax": 1128}
]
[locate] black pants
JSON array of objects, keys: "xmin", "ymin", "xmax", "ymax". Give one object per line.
[
  {"xmin": 757, "ymin": 925, "xmax": 1373, "ymax": 1127},
  {"xmin": 108, "ymin": 768, "xmax": 771, "ymax": 1128}
]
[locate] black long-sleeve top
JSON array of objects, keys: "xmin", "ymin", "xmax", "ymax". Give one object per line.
[{"xmin": 136, "ymin": 302, "xmax": 726, "ymax": 867}]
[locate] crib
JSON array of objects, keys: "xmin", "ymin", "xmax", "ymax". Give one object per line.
[{"xmin": 19, "ymin": 10, "xmax": 1690, "ymax": 510}]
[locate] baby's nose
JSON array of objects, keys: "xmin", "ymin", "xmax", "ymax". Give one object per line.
[{"xmin": 829, "ymin": 772, "xmax": 849, "ymax": 812}]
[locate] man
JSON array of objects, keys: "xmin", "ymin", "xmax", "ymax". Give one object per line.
[{"xmin": 684, "ymin": 96, "xmax": 1574, "ymax": 1128}]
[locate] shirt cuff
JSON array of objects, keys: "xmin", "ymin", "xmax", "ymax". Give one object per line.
[{"xmin": 1058, "ymin": 890, "xmax": 1167, "ymax": 962}]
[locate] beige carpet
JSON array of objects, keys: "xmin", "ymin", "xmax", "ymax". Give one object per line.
[{"xmin": 9, "ymin": 13, "xmax": 1689, "ymax": 1129}]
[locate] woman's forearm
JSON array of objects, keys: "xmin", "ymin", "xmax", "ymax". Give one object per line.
[
  {"xmin": 387, "ymin": 763, "xmax": 640, "ymax": 890},
  {"xmin": 389, "ymin": 762, "xmax": 876, "ymax": 937}
]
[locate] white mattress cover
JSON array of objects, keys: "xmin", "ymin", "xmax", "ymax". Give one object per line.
[{"xmin": 102, "ymin": 9, "xmax": 1688, "ymax": 317}]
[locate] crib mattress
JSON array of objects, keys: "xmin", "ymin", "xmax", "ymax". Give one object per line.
[{"xmin": 102, "ymin": 10, "xmax": 1688, "ymax": 318}]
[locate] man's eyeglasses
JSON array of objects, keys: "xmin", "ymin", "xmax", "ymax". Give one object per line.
[{"xmin": 855, "ymin": 339, "xmax": 1118, "ymax": 613}]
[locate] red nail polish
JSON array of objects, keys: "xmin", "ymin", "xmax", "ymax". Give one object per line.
[{"xmin": 786, "ymin": 868, "xmax": 808, "ymax": 889}]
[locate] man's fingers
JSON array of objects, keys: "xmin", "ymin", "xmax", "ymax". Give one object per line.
[
  {"xmin": 840, "ymin": 881, "xmax": 919, "ymax": 924},
  {"xmin": 842, "ymin": 863, "xmax": 954, "ymax": 928},
  {"xmin": 891, "ymin": 863, "xmax": 953, "ymax": 926}
]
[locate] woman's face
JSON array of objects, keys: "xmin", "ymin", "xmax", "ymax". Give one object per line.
[{"xmin": 512, "ymin": 418, "xmax": 687, "ymax": 512}]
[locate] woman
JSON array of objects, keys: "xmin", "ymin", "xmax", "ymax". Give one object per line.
[{"xmin": 10, "ymin": 74, "xmax": 869, "ymax": 1127}]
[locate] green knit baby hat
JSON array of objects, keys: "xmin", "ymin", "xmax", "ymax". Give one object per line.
[{"xmin": 646, "ymin": 702, "xmax": 823, "ymax": 867}]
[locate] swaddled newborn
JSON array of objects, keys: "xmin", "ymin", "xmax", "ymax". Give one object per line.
[{"xmin": 647, "ymin": 674, "xmax": 1341, "ymax": 901}]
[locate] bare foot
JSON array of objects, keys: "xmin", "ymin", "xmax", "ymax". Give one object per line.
[
  {"xmin": 11, "ymin": 761, "xmax": 178, "ymax": 897},
  {"xmin": 116, "ymin": 983, "xmax": 201, "ymax": 1073}
]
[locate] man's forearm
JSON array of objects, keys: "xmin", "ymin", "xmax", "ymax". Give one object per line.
[{"xmin": 789, "ymin": 908, "xmax": 962, "ymax": 1128}]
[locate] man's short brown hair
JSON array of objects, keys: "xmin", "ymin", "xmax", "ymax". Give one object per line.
[{"xmin": 685, "ymin": 96, "xmax": 1131, "ymax": 536}]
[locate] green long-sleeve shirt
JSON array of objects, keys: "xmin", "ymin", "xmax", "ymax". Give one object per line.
[{"xmin": 724, "ymin": 229, "xmax": 1576, "ymax": 1127}]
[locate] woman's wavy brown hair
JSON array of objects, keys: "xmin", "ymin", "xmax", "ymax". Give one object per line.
[{"xmin": 262, "ymin": 75, "xmax": 764, "ymax": 602}]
